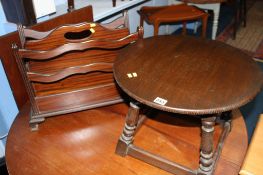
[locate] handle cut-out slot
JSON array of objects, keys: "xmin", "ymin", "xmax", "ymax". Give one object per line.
[{"xmin": 64, "ymin": 29, "xmax": 92, "ymax": 40}]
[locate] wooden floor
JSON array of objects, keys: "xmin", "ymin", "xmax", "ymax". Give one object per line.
[{"xmin": 6, "ymin": 103, "xmax": 248, "ymax": 175}]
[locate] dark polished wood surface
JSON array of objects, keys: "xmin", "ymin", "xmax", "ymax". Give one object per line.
[
  {"xmin": 6, "ymin": 103, "xmax": 247, "ymax": 175},
  {"xmin": 114, "ymin": 35, "xmax": 263, "ymax": 115}
]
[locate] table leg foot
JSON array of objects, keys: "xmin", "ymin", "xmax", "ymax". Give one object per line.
[
  {"xmin": 116, "ymin": 139, "xmax": 131, "ymax": 157},
  {"xmin": 115, "ymin": 102, "xmax": 140, "ymax": 156},
  {"xmin": 29, "ymin": 117, "xmax": 45, "ymax": 131},
  {"xmin": 30, "ymin": 123, "xmax": 39, "ymax": 131}
]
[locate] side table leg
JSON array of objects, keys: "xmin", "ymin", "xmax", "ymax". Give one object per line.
[
  {"xmin": 154, "ymin": 22, "xmax": 160, "ymax": 36},
  {"xmin": 221, "ymin": 111, "xmax": 232, "ymax": 132},
  {"xmin": 115, "ymin": 102, "xmax": 140, "ymax": 156},
  {"xmin": 211, "ymin": 4, "xmax": 220, "ymax": 40},
  {"xmin": 211, "ymin": 111, "xmax": 232, "ymax": 173},
  {"xmin": 198, "ymin": 116, "xmax": 216, "ymax": 175},
  {"xmin": 201, "ymin": 14, "xmax": 208, "ymax": 38}
]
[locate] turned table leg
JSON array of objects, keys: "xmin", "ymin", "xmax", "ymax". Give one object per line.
[
  {"xmin": 112, "ymin": 0, "xmax": 116, "ymax": 7},
  {"xmin": 115, "ymin": 102, "xmax": 140, "ymax": 156},
  {"xmin": 201, "ymin": 14, "xmax": 208, "ymax": 38},
  {"xmin": 198, "ymin": 116, "xmax": 216, "ymax": 175},
  {"xmin": 211, "ymin": 4, "xmax": 220, "ymax": 40}
]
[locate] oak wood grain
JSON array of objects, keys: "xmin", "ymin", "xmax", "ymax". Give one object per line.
[{"xmin": 114, "ymin": 35, "xmax": 263, "ymax": 115}]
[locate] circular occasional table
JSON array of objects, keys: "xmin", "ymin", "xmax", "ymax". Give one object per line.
[{"xmin": 114, "ymin": 35, "xmax": 263, "ymax": 175}]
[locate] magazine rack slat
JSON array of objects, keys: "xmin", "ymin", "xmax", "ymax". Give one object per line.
[{"xmin": 13, "ymin": 16, "xmax": 143, "ymax": 130}]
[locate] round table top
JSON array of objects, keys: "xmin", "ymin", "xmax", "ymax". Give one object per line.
[
  {"xmin": 113, "ymin": 35, "xmax": 263, "ymax": 115},
  {"xmin": 5, "ymin": 104, "xmax": 248, "ymax": 175}
]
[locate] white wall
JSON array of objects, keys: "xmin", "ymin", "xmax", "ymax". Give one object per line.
[
  {"xmin": 0, "ymin": 2, "xmax": 6, "ymax": 22},
  {"xmin": 54, "ymin": 0, "xmax": 67, "ymax": 6},
  {"xmin": 0, "ymin": 2, "xmax": 17, "ymax": 36},
  {"xmin": 0, "ymin": 60, "xmax": 19, "ymax": 158}
]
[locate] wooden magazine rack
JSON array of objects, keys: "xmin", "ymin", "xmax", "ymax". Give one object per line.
[{"xmin": 13, "ymin": 15, "xmax": 143, "ymax": 130}]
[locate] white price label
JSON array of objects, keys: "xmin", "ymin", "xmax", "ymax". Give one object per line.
[{"xmin": 153, "ymin": 97, "xmax": 167, "ymax": 106}]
